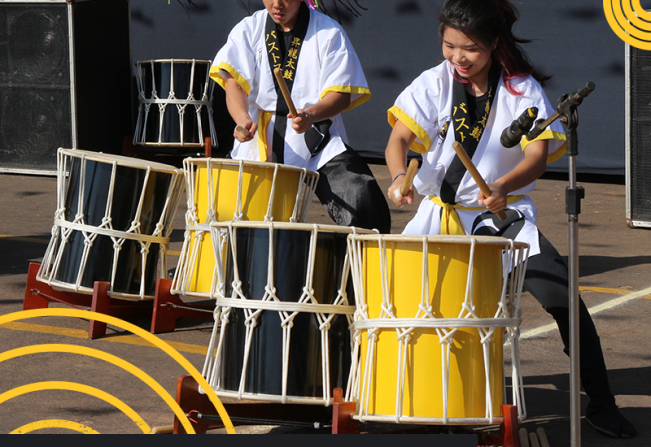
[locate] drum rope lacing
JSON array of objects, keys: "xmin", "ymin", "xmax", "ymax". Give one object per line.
[
  {"xmin": 199, "ymin": 222, "xmax": 364, "ymax": 406},
  {"xmin": 171, "ymin": 159, "xmax": 319, "ymax": 298},
  {"xmin": 134, "ymin": 59, "xmax": 217, "ymax": 147},
  {"xmin": 347, "ymin": 234, "xmax": 529, "ymax": 425},
  {"xmin": 37, "ymin": 150, "xmax": 184, "ymax": 299}
]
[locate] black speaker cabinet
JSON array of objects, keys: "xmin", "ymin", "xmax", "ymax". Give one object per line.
[
  {"xmin": 626, "ymin": 44, "xmax": 651, "ymax": 228},
  {"xmin": 0, "ymin": 0, "xmax": 132, "ymax": 174}
]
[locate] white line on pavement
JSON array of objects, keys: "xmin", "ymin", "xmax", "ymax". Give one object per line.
[{"xmin": 519, "ymin": 286, "xmax": 651, "ymax": 340}]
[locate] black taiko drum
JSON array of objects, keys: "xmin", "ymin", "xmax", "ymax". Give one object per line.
[{"xmin": 37, "ymin": 149, "xmax": 185, "ymax": 300}]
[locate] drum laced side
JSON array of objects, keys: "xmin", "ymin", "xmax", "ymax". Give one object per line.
[
  {"xmin": 346, "ymin": 234, "xmax": 530, "ymax": 425},
  {"xmin": 171, "ymin": 159, "xmax": 318, "ymax": 299},
  {"xmin": 133, "ymin": 59, "xmax": 217, "ymax": 148},
  {"xmin": 199, "ymin": 222, "xmax": 367, "ymax": 406},
  {"xmin": 38, "ymin": 149, "xmax": 185, "ymax": 300}
]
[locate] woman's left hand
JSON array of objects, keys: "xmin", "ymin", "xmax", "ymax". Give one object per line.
[
  {"xmin": 478, "ymin": 182, "xmax": 507, "ymax": 213},
  {"xmin": 290, "ymin": 109, "xmax": 314, "ymax": 134}
]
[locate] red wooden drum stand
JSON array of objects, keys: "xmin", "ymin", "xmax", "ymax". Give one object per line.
[
  {"xmin": 23, "ymin": 262, "xmax": 153, "ymax": 339},
  {"xmin": 171, "ymin": 374, "xmax": 522, "ymax": 444},
  {"xmin": 24, "ymin": 263, "xmax": 215, "ymax": 337}
]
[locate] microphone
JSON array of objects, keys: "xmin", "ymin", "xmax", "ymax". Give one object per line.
[{"xmin": 500, "ymin": 107, "xmax": 538, "ymax": 148}]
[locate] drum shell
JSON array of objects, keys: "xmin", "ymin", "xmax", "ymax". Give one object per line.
[
  {"xmin": 358, "ymin": 240, "xmax": 505, "ymax": 419},
  {"xmin": 218, "ymin": 226, "xmax": 354, "ymax": 399},
  {"xmin": 42, "ymin": 152, "xmax": 181, "ymax": 298},
  {"xmin": 176, "ymin": 160, "xmax": 316, "ymax": 297},
  {"xmin": 135, "ymin": 60, "xmax": 214, "ymax": 146}
]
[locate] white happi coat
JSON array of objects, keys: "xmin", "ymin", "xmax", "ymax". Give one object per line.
[
  {"xmin": 389, "ymin": 61, "xmax": 566, "ymax": 256},
  {"xmin": 211, "ymin": 8, "xmax": 371, "ymax": 172}
]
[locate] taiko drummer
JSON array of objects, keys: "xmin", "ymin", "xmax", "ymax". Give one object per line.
[
  {"xmin": 210, "ymin": 0, "xmax": 391, "ymax": 234},
  {"xmin": 384, "ymin": 0, "xmax": 636, "ymax": 439}
]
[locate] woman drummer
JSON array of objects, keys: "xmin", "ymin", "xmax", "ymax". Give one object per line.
[{"xmin": 384, "ymin": 0, "xmax": 636, "ymax": 439}]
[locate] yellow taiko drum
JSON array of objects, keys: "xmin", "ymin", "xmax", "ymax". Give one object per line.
[
  {"xmin": 346, "ymin": 234, "xmax": 529, "ymax": 425},
  {"xmin": 171, "ymin": 158, "xmax": 319, "ymax": 298}
]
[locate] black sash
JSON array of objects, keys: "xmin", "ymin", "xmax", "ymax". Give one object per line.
[
  {"xmin": 265, "ymin": 2, "xmax": 310, "ymax": 163},
  {"xmin": 440, "ymin": 64, "xmax": 501, "ymax": 204}
]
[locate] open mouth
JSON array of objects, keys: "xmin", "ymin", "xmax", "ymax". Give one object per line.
[{"xmin": 455, "ymin": 64, "xmax": 471, "ymax": 73}]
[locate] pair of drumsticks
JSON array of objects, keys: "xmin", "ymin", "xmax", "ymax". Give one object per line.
[
  {"xmin": 395, "ymin": 142, "xmax": 507, "ymax": 221},
  {"xmin": 235, "ymin": 68, "xmax": 299, "ymax": 139},
  {"xmin": 240, "ymin": 69, "xmax": 506, "ymax": 221}
]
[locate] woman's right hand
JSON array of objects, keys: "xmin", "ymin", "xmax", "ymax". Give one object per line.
[
  {"xmin": 388, "ymin": 176, "xmax": 414, "ymax": 208},
  {"xmin": 233, "ymin": 119, "xmax": 257, "ymax": 142}
]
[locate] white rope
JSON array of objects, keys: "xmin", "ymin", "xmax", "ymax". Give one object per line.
[
  {"xmin": 172, "ymin": 159, "xmax": 319, "ymax": 298},
  {"xmin": 38, "ymin": 149, "xmax": 184, "ymax": 300},
  {"xmin": 347, "ymin": 234, "xmax": 528, "ymax": 425},
  {"xmin": 52, "ymin": 219, "xmax": 171, "ymax": 245},
  {"xmin": 133, "ymin": 59, "xmax": 213, "ymax": 146},
  {"xmin": 202, "ymin": 222, "xmax": 374, "ymax": 406}
]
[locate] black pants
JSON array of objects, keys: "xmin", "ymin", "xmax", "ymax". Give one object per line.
[
  {"xmin": 524, "ymin": 231, "xmax": 615, "ymax": 406},
  {"xmin": 315, "ymin": 146, "xmax": 392, "ymax": 234}
]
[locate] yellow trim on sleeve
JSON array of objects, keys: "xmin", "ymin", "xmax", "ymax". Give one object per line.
[
  {"xmin": 320, "ymin": 86, "xmax": 371, "ymax": 111},
  {"xmin": 210, "ymin": 63, "xmax": 251, "ymax": 97},
  {"xmin": 257, "ymin": 111, "xmax": 273, "ymax": 162},
  {"xmin": 387, "ymin": 105, "xmax": 431, "ymax": 154},
  {"xmin": 520, "ymin": 129, "xmax": 567, "ymax": 164}
]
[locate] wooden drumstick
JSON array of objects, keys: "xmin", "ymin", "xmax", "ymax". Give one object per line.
[
  {"xmin": 395, "ymin": 158, "xmax": 419, "ymax": 197},
  {"xmin": 273, "ymin": 67, "xmax": 298, "ymax": 118},
  {"xmin": 452, "ymin": 141, "xmax": 507, "ymax": 221},
  {"xmin": 235, "ymin": 125, "xmax": 251, "ymax": 138}
]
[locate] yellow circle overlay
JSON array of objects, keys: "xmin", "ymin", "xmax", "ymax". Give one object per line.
[
  {"xmin": 0, "ymin": 381, "xmax": 151, "ymax": 433},
  {"xmin": 0, "ymin": 308, "xmax": 235, "ymax": 434},
  {"xmin": 604, "ymin": 0, "xmax": 651, "ymax": 50},
  {"xmin": 11, "ymin": 419, "xmax": 101, "ymax": 434},
  {"xmin": 0, "ymin": 344, "xmax": 195, "ymax": 434}
]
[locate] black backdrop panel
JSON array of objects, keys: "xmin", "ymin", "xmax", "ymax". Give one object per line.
[
  {"xmin": 129, "ymin": 0, "xmax": 625, "ymax": 174},
  {"xmin": 0, "ymin": 0, "xmax": 132, "ymax": 173},
  {"xmin": 627, "ymin": 46, "xmax": 651, "ymax": 224}
]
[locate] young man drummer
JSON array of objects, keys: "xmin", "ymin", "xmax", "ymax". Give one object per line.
[{"xmin": 210, "ymin": 0, "xmax": 391, "ymax": 234}]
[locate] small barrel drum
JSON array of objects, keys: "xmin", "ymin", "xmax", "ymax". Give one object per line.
[
  {"xmin": 133, "ymin": 59, "xmax": 217, "ymax": 148},
  {"xmin": 346, "ymin": 234, "xmax": 529, "ymax": 424},
  {"xmin": 201, "ymin": 221, "xmax": 376, "ymax": 405},
  {"xmin": 170, "ymin": 158, "xmax": 319, "ymax": 299},
  {"xmin": 37, "ymin": 148, "xmax": 185, "ymax": 300}
]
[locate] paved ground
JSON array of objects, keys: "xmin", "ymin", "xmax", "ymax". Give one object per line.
[{"xmin": 0, "ymin": 160, "xmax": 649, "ymax": 444}]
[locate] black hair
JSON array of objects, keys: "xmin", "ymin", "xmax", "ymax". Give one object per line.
[{"xmin": 438, "ymin": 0, "xmax": 550, "ymax": 92}]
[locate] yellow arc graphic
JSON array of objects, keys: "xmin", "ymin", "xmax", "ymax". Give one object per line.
[
  {"xmin": 0, "ymin": 308, "xmax": 235, "ymax": 434},
  {"xmin": 0, "ymin": 344, "xmax": 195, "ymax": 434},
  {"xmin": 604, "ymin": 0, "xmax": 651, "ymax": 50},
  {"xmin": 11, "ymin": 419, "xmax": 101, "ymax": 434},
  {"xmin": 0, "ymin": 381, "xmax": 151, "ymax": 433}
]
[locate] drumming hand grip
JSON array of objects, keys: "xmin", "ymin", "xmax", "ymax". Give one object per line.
[
  {"xmin": 452, "ymin": 141, "xmax": 507, "ymax": 221},
  {"xmin": 399, "ymin": 159, "xmax": 419, "ymax": 196},
  {"xmin": 236, "ymin": 125, "xmax": 251, "ymax": 138},
  {"xmin": 274, "ymin": 68, "xmax": 298, "ymax": 118}
]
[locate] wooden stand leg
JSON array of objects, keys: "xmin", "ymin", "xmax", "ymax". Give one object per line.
[
  {"xmin": 500, "ymin": 404, "xmax": 520, "ymax": 447},
  {"xmin": 24, "ymin": 262, "xmax": 154, "ymax": 339},
  {"xmin": 174, "ymin": 375, "xmax": 213, "ymax": 434},
  {"xmin": 24, "ymin": 262, "xmax": 94, "ymax": 311},
  {"xmin": 24, "ymin": 263, "xmax": 55, "ymax": 310},
  {"xmin": 331, "ymin": 388, "xmax": 359, "ymax": 434},
  {"xmin": 478, "ymin": 405, "xmax": 520, "ymax": 447},
  {"xmin": 150, "ymin": 278, "xmax": 215, "ymax": 334},
  {"xmin": 204, "ymin": 137, "xmax": 212, "ymax": 158},
  {"xmin": 89, "ymin": 281, "xmax": 111, "ymax": 339}
]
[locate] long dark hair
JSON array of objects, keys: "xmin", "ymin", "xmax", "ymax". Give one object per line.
[{"xmin": 438, "ymin": 0, "xmax": 549, "ymax": 94}]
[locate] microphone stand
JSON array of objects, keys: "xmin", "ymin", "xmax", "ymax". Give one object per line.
[{"xmin": 527, "ymin": 81, "xmax": 595, "ymax": 447}]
